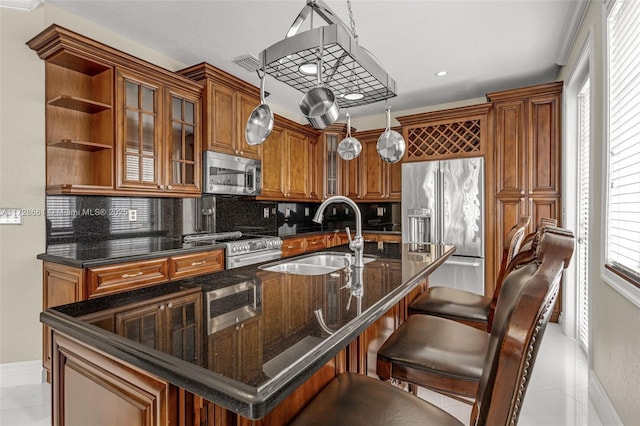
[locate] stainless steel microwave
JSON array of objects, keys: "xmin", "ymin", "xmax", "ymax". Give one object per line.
[{"xmin": 202, "ymin": 151, "xmax": 261, "ymax": 196}]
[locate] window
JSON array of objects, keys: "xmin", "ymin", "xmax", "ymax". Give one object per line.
[{"xmin": 605, "ymin": 0, "xmax": 640, "ymax": 288}]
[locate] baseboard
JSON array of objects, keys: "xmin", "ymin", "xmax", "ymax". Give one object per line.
[
  {"xmin": 0, "ymin": 360, "xmax": 43, "ymax": 387},
  {"xmin": 589, "ymin": 370, "xmax": 623, "ymax": 425}
]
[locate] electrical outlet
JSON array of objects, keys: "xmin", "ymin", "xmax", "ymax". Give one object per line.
[
  {"xmin": 128, "ymin": 209, "xmax": 137, "ymax": 222},
  {"xmin": 263, "ymin": 207, "xmax": 270, "ymax": 218},
  {"xmin": 304, "ymin": 207, "xmax": 310, "ymax": 216},
  {"xmin": 377, "ymin": 207, "xmax": 384, "ymax": 216},
  {"xmin": 332, "ymin": 207, "xmax": 337, "ymax": 215},
  {"xmin": 285, "ymin": 208, "xmax": 291, "ymax": 218}
]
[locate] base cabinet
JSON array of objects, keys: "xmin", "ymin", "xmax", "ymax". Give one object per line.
[{"xmin": 52, "ymin": 333, "xmax": 171, "ymax": 426}]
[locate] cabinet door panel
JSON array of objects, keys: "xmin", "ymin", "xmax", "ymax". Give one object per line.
[
  {"xmin": 342, "ymin": 156, "xmax": 361, "ymax": 200},
  {"xmin": 361, "ymin": 138, "xmax": 385, "ymax": 200},
  {"xmin": 209, "ymin": 83, "xmax": 236, "ymax": 154},
  {"xmin": 117, "ymin": 70, "xmax": 162, "ymax": 190},
  {"xmin": 528, "ymin": 197, "xmax": 561, "ymax": 228},
  {"xmin": 387, "ymin": 160, "xmax": 403, "ymax": 200},
  {"xmin": 261, "ymin": 274, "xmax": 287, "ymax": 346},
  {"xmin": 260, "ymin": 127, "xmax": 286, "ymax": 198},
  {"xmin": 237, "ymin": 94, "xmax": 261, "ymax": 159},
  {"xmin": 166, "ymin": 88, "xmax": 201, "ymax": 193},
  {"xmin": 494, "ymin": 100, "xmax": 526, "ymax": 195},
  {"xmin": 495, "ymin": 197, "xmax": 527, "ymax": 289},
  {"xmin": 528, "ymin": 95, "xmax": 561, "ymax": 195},
  {"xmin": 237, "ymin": 317, "xmax": 263, "ymax": 383},
  {"xmin": 285, "ymin": 131, "xmax": 310, "ymax": 199},
  {"xmin": 53, "ymin": 333, "xmax": 169, "ymax": 426}
]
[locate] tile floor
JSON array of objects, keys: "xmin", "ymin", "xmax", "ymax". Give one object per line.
[{"xmin": 0, "ymin": 324, "xmax": 604, "ymax": 426}]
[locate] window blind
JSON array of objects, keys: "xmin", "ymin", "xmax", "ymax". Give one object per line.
[
  {"xmin": 577, "ymin": 79, "xmax": 590, "ymax": 351},
  {"xmin": 606, "ymin": 0, "xmax": 640, "ymax": 286}
]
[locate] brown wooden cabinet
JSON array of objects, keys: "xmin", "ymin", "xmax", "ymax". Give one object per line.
[
  {"xmin": 51, "ymin": 332, "xmax": 171, "ymax": 426},
  {"xmin": 29, "ymin": 25, "xmax": 204, "ymax": 197},
  {"xmin": 42, "ymin": 262, "xmax": 86, "ymax": 374},
  {"xmin": 258, "ymin": 115, "xmax": 321, "ymax": 201},
  {"xmin": 178, "ymin": 63, "xmax": 262, "ymax": 160},
  {"xmin": 115, "ymin": 70, "xmax": 202, "ymax": 195},
  {"xmin": 343, "ymin": 128, "xmax": 403, "ymax": 202},
  {"xmin": 488, "ymin": 82, "xmax": 562, "ymax": 320},
  {"xmin": 488, "ymin": 83, "xmax": 562, "ymax": 273}
]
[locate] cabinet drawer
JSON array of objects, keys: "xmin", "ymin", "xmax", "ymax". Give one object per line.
[
  {"xmin": 88, "ymin": 258, "xmax": 169, "ymax": 298},
  {"xmin": 169, "ymin": 250, "xmax": 224, "ymax": 280},
  {"xmin": 282, "ymin": 238, "xmax": 306, "ymax": 258},
  {"xmin": 305, "ymin": 235, "xmax": 327, "ymax": 252}
]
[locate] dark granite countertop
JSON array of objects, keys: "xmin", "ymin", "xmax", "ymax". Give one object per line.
[
  {"xmin": 41, "ymin": 242, "xmax": 454, "ymax": 419},
  {"xmin": 37, "ymin": 236, "xmax": 227, "ymax": 268},
  {"xmin": 37, "ymin": 229, "xmax": 401, "ymax": 268}
]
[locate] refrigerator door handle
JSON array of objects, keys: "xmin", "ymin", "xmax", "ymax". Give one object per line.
[{"xmin": 444, "ymin": 259, "xmax": 481, "ymax": 267}]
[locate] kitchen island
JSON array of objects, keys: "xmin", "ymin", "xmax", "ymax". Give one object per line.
[{"xmin": 41, "ymin": 242, "xmax": 454, "ymax": 425}]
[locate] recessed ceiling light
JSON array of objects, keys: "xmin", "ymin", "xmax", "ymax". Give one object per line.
[
  {"xmin": 299, "ymin": 62, "xmax": 318, "ymax": 76},
  {"xmin": 435, "ymin": 71, "xmax": 448, "ymax": 77},
  {"xmin": 343, "ymin": 92, "xmax": 365, "ymax": 101}
]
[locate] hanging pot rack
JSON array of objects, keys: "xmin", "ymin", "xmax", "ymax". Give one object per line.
[{"xmin": 258, "ymin": 0, "xmax": 397, "ymax": 110}]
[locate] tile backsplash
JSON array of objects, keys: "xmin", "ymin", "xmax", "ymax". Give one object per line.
[{"xmin": 46, "ymin": 195, "xmax": 398, "ymax": 246}]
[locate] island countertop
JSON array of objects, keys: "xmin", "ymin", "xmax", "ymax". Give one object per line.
[{"xmin": 41, "ymin": 242, "xmax": 454, "ymax": 419}]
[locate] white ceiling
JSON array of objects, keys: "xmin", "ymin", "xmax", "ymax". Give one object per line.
[{"xmin": 48, "ymin": 0, "xmax": 587, "ymax": 123}]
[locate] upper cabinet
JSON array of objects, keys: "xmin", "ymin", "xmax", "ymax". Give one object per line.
[
  {"xmin": 344, "ymin": 128, "xmax": 403, "ymax": 202},
  {"xmin": 257, "ymin": 115, "xmax": 320, "ymax": 201},
  {"xmin": 487, "ymin": 82, "xmax": 562, "ymax": 264},
  {"xmin": 28, "ymin": 25, "xmax": 203, "ymax": 197},
  {"xmin": 178, "ymin": 63, "xmax": 261, "ymax": 160}
]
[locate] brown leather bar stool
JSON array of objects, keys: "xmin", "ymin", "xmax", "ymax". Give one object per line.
[
  {"xmin": 408, "ymin": 215, "xmax": 530, "ymax": 332},
  {"xmin": 375, "ymin": 226, "xmax": 573, "ymax": 401},
  {"xmin": 289, "ymin": 229, "xmax": 574, "ymax": 426}
]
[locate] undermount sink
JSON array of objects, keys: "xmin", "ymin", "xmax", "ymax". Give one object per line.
[{"xmin": 259, "ymin": 252, "xmax": 377, "ymax": 276}]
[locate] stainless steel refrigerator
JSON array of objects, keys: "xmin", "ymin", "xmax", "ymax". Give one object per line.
[{"xmin": 402, "ymin": 157, "xmax": 485, "ymax": 294}]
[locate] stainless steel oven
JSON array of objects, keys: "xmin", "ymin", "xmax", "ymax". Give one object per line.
[
  {"xmin": 203, "ymin": 151, "xmax": 261, "ymax": 196},
  {"xmin": 206, "ymin": 279, "xmax": 261, "ymax": 334}
]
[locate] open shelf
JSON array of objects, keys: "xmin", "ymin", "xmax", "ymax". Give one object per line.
[
  {"xmin": 48, "ymin": 139, "xmax": 113, "ymax": 151},
  {"xmin": 48, "ymin": 95, "xmax": 112, "ymax": 114}
]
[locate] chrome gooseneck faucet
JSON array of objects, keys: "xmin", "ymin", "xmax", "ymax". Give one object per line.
[{"xmin": 312, "ymin": 195, "xmax": 364, "ymax": 268}]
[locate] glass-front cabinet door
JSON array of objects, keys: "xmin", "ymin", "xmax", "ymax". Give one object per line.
[
  {"xmin": 166, "ymin": 88, "xmax": 201, "ymax": 193},
  {"xmin": 117, "ymin": 70, "xmax": 162, "ymax": 190}
]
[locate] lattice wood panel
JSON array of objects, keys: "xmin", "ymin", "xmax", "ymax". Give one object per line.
[{"xmin": 407, "ymin": 119, "xmax": 482, "ymax": 159}]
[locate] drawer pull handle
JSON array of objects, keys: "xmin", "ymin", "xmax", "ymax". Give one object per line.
[
  {"xmin": 122, "ymin": 271, "xmax": 143, "ymax": 278},
  {"xmin": 191, "ymin": 260, "xmax": 207, "ymax": 266}
]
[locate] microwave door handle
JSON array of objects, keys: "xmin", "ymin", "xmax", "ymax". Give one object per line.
[
  {"xmin": 252, "ymin": 282, "xmax": 257, "ymax": 310},
  {"xmin": 247, "ymin": 166, "xmax": 256, "ymax": 193}
]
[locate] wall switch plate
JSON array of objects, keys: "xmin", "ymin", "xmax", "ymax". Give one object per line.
[
  {"xmin": 263, "ymin": 207, "xmax": 270, "ymax": 218},
  {"xmin": 332, "ymin": 207, "xmax": 337, "ymax": 215},
  {"xmin": 0, "ymin": 208, "xmax": 22, "ymax": 225},
  {"xmin": 304, "ymin": 207, "xmax": 309, "ymax": 216},
  {"xmin": 377, "ymin": 207, "xmax": 384, "ymax": 216},
  {"xmin": 128, "ymin": 209, "xmax": 138, "ymax": 222},
  {"xmin": 285, "ymin": 208, "xmax": 291, "ymax": 218}
]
